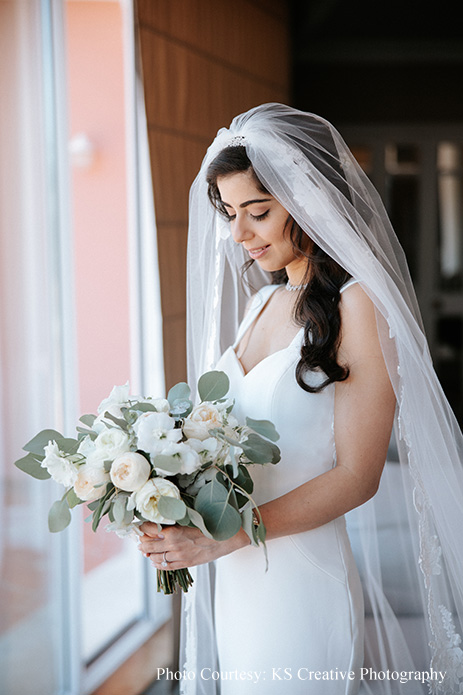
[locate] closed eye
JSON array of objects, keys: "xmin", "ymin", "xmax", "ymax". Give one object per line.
[
  {"xmin": 250, "ymin": 210, "xmax": 269, "ymax": 221},
  {"xmin": 224, "ymin": 209, "xmax": 270, "ymax": 222}
]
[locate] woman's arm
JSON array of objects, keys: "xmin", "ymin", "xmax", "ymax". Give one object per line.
[{"xmin": 139, "ymin": 284, "xmax": 396, "ymax": 568}]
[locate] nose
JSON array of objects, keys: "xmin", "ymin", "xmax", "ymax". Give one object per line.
[{"xmin": 230, "ymin": 215, "xmax": 253, "ymax": 244}]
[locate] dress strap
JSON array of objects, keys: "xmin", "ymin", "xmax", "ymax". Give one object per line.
[
  {"xmin": 340, "ymin": 278, "xmax": 358, "ymax": 293},
  {"xmin": 233, "ymin": 285, "xmax": 280, "ymax": 348}
]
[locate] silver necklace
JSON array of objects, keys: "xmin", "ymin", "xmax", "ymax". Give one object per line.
[{"xmin": 285, "ymin": 280, "xmax": 309, "ymax": 292}]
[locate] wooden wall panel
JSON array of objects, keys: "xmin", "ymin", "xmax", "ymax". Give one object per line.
[
  {"xmin": 136, "ymin": 0, "xmax": 290, "ymax": 389},
  {"xmin": 138, "ymin": 0, "xmax": 289, "ymax": 88}
]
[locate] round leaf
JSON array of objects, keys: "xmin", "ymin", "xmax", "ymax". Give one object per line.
[
  {"xmin": 168, "ymin": 381, "xmax": 191, "ymax": 407},
  {"xmin": 23, "ymin": 429, "xmax": 63, "ymax": 456},
  {"xmin": 14, "ymin": 453, "xmax": 51, "ymax": 480},
  {"xmin": 152, "ymin": 455, "xmax": 182, "ymax": 475},
  {"xmin": 195, "ymin": 479, "xmax": 241, "ymax": 540},
  {"xmin": 197, "ymin": 371, "xmax": 230, "ymax": 402},
  {"xmin": 48, "ymin": 499, "xmax": 72, "ymax": 533},
  {"xmin": 246, "ymin": 417, "xmax": 280, "ymax": 442},
  {"xmin": 157, "ymin": 496, "xmax": 187, "ymax": 521}
]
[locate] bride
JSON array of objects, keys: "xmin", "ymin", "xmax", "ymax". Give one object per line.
[{"xmin": 139, "ymin": 104, "xmax": 463, "ymax": 694}]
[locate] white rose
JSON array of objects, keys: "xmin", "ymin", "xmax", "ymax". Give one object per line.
[
  {"xmin": 183, "ymin": 403, "xmax": 223, "ymax": 441},
  {"xmin": 153, "ymin": 441, "xmax": 202, "ymax": 476},
  {"xmin": 41, "ymin": 441, "xmax": 78, "ymax": 487},
  {"xmin": 133, "ymin": 478, "xmax": 181, "ymax": 524},
  {"xmin": 94, "ymin": 428, "xmax": 131, "ymax": 461},
  {"xmin": 134, "ymin": 411, "xmax": 182, "ymax": 456},
  {"xmin": 74, "ymin": 464, "xmax": 110, "ymax": 502},
  {"xmin": 110, "ymin": 452, "xmax": 151, "ymax": 492}
]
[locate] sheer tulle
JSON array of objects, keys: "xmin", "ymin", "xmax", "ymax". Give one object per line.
[{"xmin": 183, "ymin": 103, "xmax": 463, "ymax": 693}]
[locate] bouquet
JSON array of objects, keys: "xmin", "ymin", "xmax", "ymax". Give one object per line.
[{"xmin": 14, "ymin": 370, "xmax": 280, "ymax": 594}]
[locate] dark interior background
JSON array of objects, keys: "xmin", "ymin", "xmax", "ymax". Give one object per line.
[{"xmin": 291, "ymin": 0, "xmax": 463, "ymax": 124}]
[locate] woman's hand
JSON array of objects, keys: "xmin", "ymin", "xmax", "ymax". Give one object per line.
[{"xmin": 138, "ymin": 522, "xmax": 249, "ymax": 570}]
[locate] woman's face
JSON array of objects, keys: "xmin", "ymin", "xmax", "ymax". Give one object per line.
[{"xmin": 217, "ymin": 171, "xmax": 309, "ymax": 278}]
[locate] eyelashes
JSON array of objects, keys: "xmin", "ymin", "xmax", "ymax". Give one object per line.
[
  {"xmin": 250, "ymin": 210, "xmax": 270, "ymax": 221},
  {"xmin": 226, "ymin": 210, "xmax": 270, "ymax": 222}
]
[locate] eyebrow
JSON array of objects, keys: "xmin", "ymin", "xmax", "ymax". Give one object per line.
[{"xmin": 222, "ymin": 198, "xmax": 273, "ymax": 209}]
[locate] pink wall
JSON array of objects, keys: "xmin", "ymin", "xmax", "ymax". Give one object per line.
[
  {"xmin": 66, "ymin": 2, "xmax": 131, "ymax": 571},
  {"xmin": 67, "ymin": 1, "xmax": 131, "ymax": 417}
]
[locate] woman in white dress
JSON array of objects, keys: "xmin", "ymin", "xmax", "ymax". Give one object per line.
[{"xmin": 139, "ymin": 104, "xmax": 463, "ymax": 694}]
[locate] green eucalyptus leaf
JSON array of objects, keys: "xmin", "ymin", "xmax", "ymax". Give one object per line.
[
  {"xmin": 170, "ymin": 399, "xmax": 193, "ymax": 418},
  {"xmin": 14, "ymin": 453, "xmax": 50, "ymax": 480},
  {"xmin": 76, "ymin": 427, "xmax": 97, "ymax": 440},
  {"xmin": 129, "ymin": 402, "xmax": 157, "ymax": 413},
  {"xmin": 152, "ymin": 454, "xmax": 182, "ymax": 475},
  {"xmin": 23, "ymin": 429, "xmax": 63, "ymax": 456},
  {"xmin": 241, "ymin": 505, "xmax": 259, "ymax": 546},
  {"xmin": 195, "ymin": 479, "xmax": 241, "ymax": 540},
  {"xmin": 48, "ymin": 498, "xmax": 72, "ymax": 533},
  {"xmin": 54, "ymin": 436, "xmax": 80, "ymax": 455},
  {"xmin": 66, "ymin": 488, "xmax": 82, "ymax": 508},
  {"xmin": 241, "ymin": 433, "xmax": 281, "ymax": 464},
  {"xmin": 175, "ymin": 510, "xmax": 191, "ymax": 526},
  {"xmin": 112, "ymin": 495, "xmax": 127, "ymax": 525},
  {"xmin": 246, "ymin": 417, "xmax": 280, "ymax": 442},
  {"xmin": 167, "ymin": 381, "xmax": 191, "ymax": 407},
  {"xmin": 79, "ymin": 414, "xmax": 96, "ymax": 427},
  {"xmin": 157, "ymin": 496, "xmax": 187, "ymax": 521},
  {"xmin": 186, "ymin": 507, "xmax": 214, "ymax": 539},
  {"xmin": 103, "ymin": 411, "xmax": 129, "ymax": 432},
  {"xmin": 197, "ymin": 371, "xmax": 229, "ymax": 402}
]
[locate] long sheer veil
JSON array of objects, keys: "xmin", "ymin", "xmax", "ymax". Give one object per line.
[{"xmin": 181, "ymin": 103, "xmax": 463, "ymax": 694}]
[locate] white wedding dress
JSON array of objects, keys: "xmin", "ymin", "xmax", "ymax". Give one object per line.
[{"xmin": 213, "ymin": 280, "xmax": 364, "ymax": 694}]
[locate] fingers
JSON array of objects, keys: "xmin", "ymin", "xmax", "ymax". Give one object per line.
[
  {"xmin": 139, "ymin": 536, "xmax": 166, "ymax": 555},
  {"xmin": 139, "ymin": 521, "xmax": 163, "ymax": 537}
]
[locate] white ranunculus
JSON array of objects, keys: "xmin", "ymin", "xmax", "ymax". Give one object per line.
[
  {"xmin": 153, "ymin": 441, "xmax": 202, "ymax": 476},
  {"xmin": 187, "ymin": 436, "xmax": 220, "ymax": 464},
  {"xmin": 134, "ymin": 411, "xmax": 182, "ymax": 456},
  {"xmin": 93, "ymin": 383, "xmax": 131, "ymax": 433},
  {"xmin": 105, "ymin": 519, "xmax": 142, "ymax": 539},
  {"xmin": 94, "ymin": 428, "xmax": 131, "ymax": 461},
  {"xmin": 74, "ymin": 464, "xmax": 110, "ymax": 502},
  {"xmin": 183, "ymin": 402, "xmax": 223, "ymax": 441},
  {"xmin": 110, "ymin": 452, "xmax": 151, "ymax": 492},
  {"xmin": 77, "ymin": 435, "xmax": 96, "ymax": 459},
  {"xmin": 97, "ymin": 383, "xmax": 130, "ymax": 414},
  {"xmin": 41, "ymin": 441, "xmax": 78, "ymax": 488},
  {"xmin": 133, "ymin": 478, "xmax": 181, "ymax": 524},
  {"xmin": 84, "ymin": 448, "xmax": 108, "ymax": 470}
]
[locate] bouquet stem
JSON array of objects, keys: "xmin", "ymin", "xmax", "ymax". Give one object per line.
[{"xmin": 157, "ymin": 567, "xmax": 194, "ymax": 594}]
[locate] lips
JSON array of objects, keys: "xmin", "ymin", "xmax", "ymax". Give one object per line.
[{"xmin": 247, "ymin": 245, "xmax": 270, "ymax": 260}]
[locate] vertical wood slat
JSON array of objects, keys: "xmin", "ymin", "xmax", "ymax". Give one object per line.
[{"xmin": 137, "ymin": 0, "xmax": 290, "ymax": 388}]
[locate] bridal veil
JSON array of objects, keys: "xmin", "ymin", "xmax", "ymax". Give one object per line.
[{"xmin": 182, "ymin": 103, "xmax": 463, "ymax": 694}]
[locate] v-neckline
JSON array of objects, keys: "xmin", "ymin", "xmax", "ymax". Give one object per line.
[
  {"xmin": 232, "ymin": 285, "xmax": 303, "ymax": 377},
  {"xmin": 231, "ymin": 328, "xmax": 303, "ymax": 378}
]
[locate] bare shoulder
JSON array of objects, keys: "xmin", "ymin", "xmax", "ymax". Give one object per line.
[{"xmin": 338, "ymin": 283, "xmax": 383, "ymax": 365}]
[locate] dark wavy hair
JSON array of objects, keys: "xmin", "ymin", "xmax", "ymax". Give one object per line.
[{"xmin": 206, "ymin": 145, "xmax": 351, "ymax": 393}]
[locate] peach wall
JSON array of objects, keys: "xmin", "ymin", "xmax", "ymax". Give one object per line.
[
  {"xmin": 66, "ymin": 1, "xmax": 130, "ymax": 417},
  {"xmin": 66, "ymin": 2, "xmax": 131, "ymax": 572}
]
